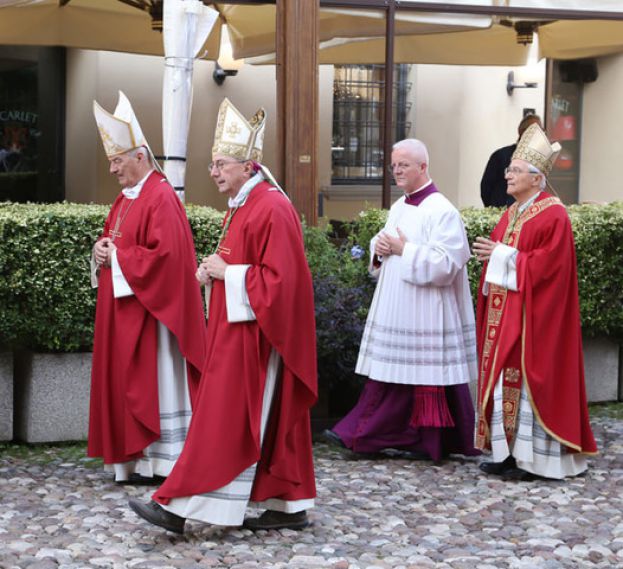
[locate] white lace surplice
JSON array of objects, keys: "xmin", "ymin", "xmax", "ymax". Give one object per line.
[{"xmin": 356, "ymin": 193, "xmax": 477, "ymax": 386}]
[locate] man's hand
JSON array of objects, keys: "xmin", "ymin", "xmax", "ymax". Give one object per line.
[
  {"xmin": 374, "ymin": 228, "xmax": 408, "ymax": 257},
  {"xmin": 196, "ymin": 257, "xmax": 212, "ymax": 285},
  {"xmin": 201, "ymin": 254, "xmax": 228, "ymax": 281},
  {"xmin": 472, "ymin": 236, "xmax": 499, "ymax": 262},
  {"xmin": 93, "ymin": 237, "xmax": 116, "ymax": 267}
]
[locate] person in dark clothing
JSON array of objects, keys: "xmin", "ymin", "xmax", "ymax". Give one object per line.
[{"xmin": 480, "ymin": 114, "xmax": 542, "ymax": 207}]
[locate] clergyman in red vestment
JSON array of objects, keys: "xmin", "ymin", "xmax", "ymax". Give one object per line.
[
  {"xmin": 472, "ymin": 123, "xmax": 597, "ymax": 480},
  {"xmin": 129, "ymin": 98, "xmax": 317, "ymax": 534},
  {"xmin": 88, "ymin": 91, "xmax": 206, "ymax": 484}
]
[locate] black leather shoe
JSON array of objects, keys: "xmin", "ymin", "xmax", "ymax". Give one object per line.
[
  {"xmin": 322, "ymin": 429, "xmax": 346, "ymax": 448},
  {"xmin": 128, "ymin": 499, "xmax": 185, "ymax": 534},
  {"xmin": 501, "ymin": 467, "xmax": 538, "ymax": 482},
  {"xmin": 479, "ymin": 455, "xmax": 517, "ymax": 475},
  {"xmin": 116, "ymin": 473, "xmax": 166, "ymax": 486},
  {"xmin": 243, "ymin": 510, "xmax": 310, "ymax": 531}
]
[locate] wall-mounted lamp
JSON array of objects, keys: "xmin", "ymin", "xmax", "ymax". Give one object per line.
[
  {"xmin": 507, "ymin": 71, "xmax": 538, "ymax": 96},
  {"xmin": 212, "ymin": 25, "xmax": 244, "ymax": 86},
  {"xmin": 213, "ymin": 62, "xmax": 238, "ymax": 85}
]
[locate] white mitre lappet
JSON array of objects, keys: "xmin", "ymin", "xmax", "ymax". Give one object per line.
[
  {"xmin": 93, "ymin": 90, "xmax": 163, "ymax": 173},
  {"xmin": 212, "ymin": 98, "xmax": 284, "ymax": 194}
]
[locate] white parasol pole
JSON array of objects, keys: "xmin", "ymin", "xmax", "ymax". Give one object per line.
[{"xmin": 162, "ymin": 0, "xmax": 218, "ymax": 202}]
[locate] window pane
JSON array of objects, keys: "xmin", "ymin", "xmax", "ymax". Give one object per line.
[
  {"xmin": 332, "ymin": 64, "xmax": 412, "ymax": 184},
  {"xmin": 0, "ymin": 60, "xmax": 38, "ymax": 201}
]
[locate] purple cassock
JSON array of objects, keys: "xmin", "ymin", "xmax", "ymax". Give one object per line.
[{"xmin": 331, "ymin": 184, "xmax": 479, "ymax": 462}]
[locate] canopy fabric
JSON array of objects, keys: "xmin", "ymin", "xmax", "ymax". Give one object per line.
[
  {"xmin": 538, "ymin": 20, "xmax": 623, "ymax": 60},
  {"xmin": 0, "ymin": 0, "xmax": 220, "ymax": 58},
  {"xmin": 0, "ymin": 1, "xmax": 622, "ymax": 66}
]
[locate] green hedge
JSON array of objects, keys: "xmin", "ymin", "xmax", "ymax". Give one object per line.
[{"xmin": 0, "ymin": 201, "xmax": 621, "ymax": 357}]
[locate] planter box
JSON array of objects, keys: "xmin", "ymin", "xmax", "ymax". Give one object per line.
[
  {"xmin": 583, "ymin": 334, "xmax": 620, "ymax": 403},
  {"xmin": 0, "ymin": 351, "xmax": 13, "ymax": 441},
  {"xmin": 14, "ymin": 351, "xmax": 92, "ymax": 443},
  {"xmin": 414, "ymin": 334, "xmax": 620, "ymax": 409}
]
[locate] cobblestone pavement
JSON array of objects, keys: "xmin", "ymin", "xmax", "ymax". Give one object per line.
[{"xmin": 1, "ymin": 415, "xmax": 622, "ymax": 569}]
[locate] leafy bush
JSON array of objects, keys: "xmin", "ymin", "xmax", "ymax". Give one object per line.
[
  {"xmin": 348, "ymin": 203, "xmax": 623, "ymax": 340},
  {"xmin": 0, "ymin": 201, "xmax": 621, "ymax": 381}
]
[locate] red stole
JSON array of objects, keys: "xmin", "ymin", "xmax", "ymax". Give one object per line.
[
  {"xmin": 154, "ymin": 181, "xmax": 317, "ymax": 505},
  {"xmin": 87, "ymin": 172, "xmax": 206, "ymax": 464},
  {"xmin": 475, "ymin": 192, "xmax": 597, "ymax": 454}
]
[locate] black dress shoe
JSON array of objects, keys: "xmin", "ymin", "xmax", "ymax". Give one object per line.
[
  {"xmin": 243, "ymin": 510, "xmax": 310, "ymax": 531},
  {"xmin": 479, "ymin": 455, "xmax": 517, "ymax": 475},
  {"xmin": 501, "ymin": 467, "xmax": 538, "ymax": 482},
  {"xmin": 116, "ymin": 473, "xmax": 167, "ymax": 486},
  {"xmin": 128, "ymin": 498, "xmax": 185, "ymax": 534},
  {"xmin": 322, "ymin": 429, "xmax": 346, "ymax": 448}
]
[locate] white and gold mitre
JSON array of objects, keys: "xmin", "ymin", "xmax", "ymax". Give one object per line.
[
  {"xmin": 512, "ymin": 123, "xmax": 561, "ymax": 176},
  {"xmin": 212, "ymin": 98, "xmax": 265, "ymax": 162},
  {"xmin": 93, "ymin": 91, "xmax": 151, "ymax": 159}
]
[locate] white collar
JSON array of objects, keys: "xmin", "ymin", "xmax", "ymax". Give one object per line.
[
  {"xmin": 405, "ymin": 179, "xmax": 433, "ymax": 198},
  {"xmin": 518, "ymin": 191, "xmax": 541, "ymax": 214},
  {"xmin": 228, "ymin": 172, "xmax": 264, "ymax": 208},
  {"xmin": 122, "ymin": 169, "xmax": 153, "ymax": 199}
]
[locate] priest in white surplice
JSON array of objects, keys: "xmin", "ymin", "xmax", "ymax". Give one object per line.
[{"xmin": 325, "ymin": 139, "xmax": 480, "ymax": 461}]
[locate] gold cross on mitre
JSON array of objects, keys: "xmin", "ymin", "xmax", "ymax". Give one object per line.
[
  {"xmin": 226, "ymin": 121, "xmax": 242, "ymax": 137},
  {"xmin": 212, "ymin": 98, "xmax": 266, "ymax": 163}
]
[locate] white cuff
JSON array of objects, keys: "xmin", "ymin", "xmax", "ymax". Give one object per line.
[
  {"xmin": 224, "ymin": 264, "xmax": 256, "ymax": 323},
  {"xmin": 90, "ymin": 252, "xmax": 99, "ymax": 289},
  {"xmin": 485, "ymin": 243, "xmax": 518, "ymax": 291},
  {"xmin": 111, "ymin": 250, "xmax": 134, "ymax": 298}
]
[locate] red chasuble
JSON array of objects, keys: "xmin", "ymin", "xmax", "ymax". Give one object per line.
[
  {"xmin": 475, "ymin": 192, "xmax": 596, "ymax": 455},
  {"xmin": 154, "ymin": 181, "xmax": 318, "ymax": 505},
  {"xmin": 88, "ymin": 172, "xmax": 206, "ymax": 464}
]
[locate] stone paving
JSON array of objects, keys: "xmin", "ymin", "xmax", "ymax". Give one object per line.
[{"xmin": 1, "ymin": 415, "xmax": 622, "ymax": 569}]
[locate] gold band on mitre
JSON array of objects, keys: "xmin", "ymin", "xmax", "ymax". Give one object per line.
[
  {"xmin": 212, "ymin": 98, "xmax": 265, "ymax": 162},
  {"xmin": 512, "ymin": 123, "xmax": 561, "ymax": 176},
  {"xmin": 93, "ymin": 91, "xmax": 162, "ymax": 172}
]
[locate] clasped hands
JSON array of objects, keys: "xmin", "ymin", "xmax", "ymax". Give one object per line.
[
  {"xmin": 93, "ymin": 237, "xmax": 116, "ymax": 267},
  {"xmin": 374, "ymin": 227, "xmax": 407, "ymax": 257},
  {"xmin": 196, "ymin": 254, "xmax": 228, "ymax": 285},
  {"xmin": 472, "ymin": 236, "xmax": 500, "ymax": 262}
]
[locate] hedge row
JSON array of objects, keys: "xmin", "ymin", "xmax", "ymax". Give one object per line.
[{"xmin": 0, "ymin": 201, "xmax": 621, "ymax": 367}]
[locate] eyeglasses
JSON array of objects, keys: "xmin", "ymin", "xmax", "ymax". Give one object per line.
[
  {"xmin": 504, "ymin": 167, "xmax": 538, "ymax": 176},
  {"xmin": 208, "ymin": 159, "xmax": 245, "ymax": 171}
]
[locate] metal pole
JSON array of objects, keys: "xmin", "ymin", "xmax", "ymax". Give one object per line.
[{"xmin": 381, "ymin": 0, "xmax": 395, "ymax": 209}]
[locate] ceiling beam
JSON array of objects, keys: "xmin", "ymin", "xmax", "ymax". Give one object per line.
[
  {"xmin": 209, "ymin": 1, "xmax": 623, "ymax": 20},
  {"xmin": 319, "ymin": 0, "xmax": 623, "ymax": 21}
]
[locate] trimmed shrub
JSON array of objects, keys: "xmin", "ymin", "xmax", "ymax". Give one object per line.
[{"xmin": 0, "ymin": 201, "xmax": 621, "ymax": 374}]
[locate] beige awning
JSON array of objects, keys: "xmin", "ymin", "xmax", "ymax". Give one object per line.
[
  {"xmin": 0, "ymin": 0, "xmax": 221, "ymax": 57},
  {"xmin": 0, "ymin": 1, "xmax": 622, "ymax": 65}
]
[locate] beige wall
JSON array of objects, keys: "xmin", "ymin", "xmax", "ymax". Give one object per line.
[
  {"xmin": 66, "ymin": 49, "xmax": 279, "ymax": 207},
  {"xmin": 413, "ymin": 63, "xmax": 546, "ymax": 208},
  {"xmin": 66, "ymin": 49, "xmax": 334, "ymax": 210},
  {"xmin": 580, "ymin": 53, "xmax": 623, "ymax": 204},
  {"xmin": 68, "ymin": 49, "xmax": 620, "ymax": 218}
]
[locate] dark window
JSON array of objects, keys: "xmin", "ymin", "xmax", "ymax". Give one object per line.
[
  {"xmin": 0, "ymin": 47, "xmax": 65, "ymax": 203},
  {"xmin": 332, "ymin": 64, "xmax": 411, "ymax": 184}
]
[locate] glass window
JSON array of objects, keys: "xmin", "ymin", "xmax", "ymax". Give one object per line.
[
  {"xmin": 0, "ymin": 47, "xmax": 64, "ymax": 203},
  {"xmin": 0, "ymin": 60, "xmax": 38, "ymax": 200},
  {"xmin": 332, "ymin": 64, "xmax": 411, "ymax": 184},
  {"xmin": 546, "ymin": 59, "xmax": 594, "ymax": 204}
]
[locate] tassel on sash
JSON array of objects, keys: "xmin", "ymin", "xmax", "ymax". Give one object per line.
[{"xmin": 409, "ymin": 386, "xmax": 455, "ymax": 428}]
